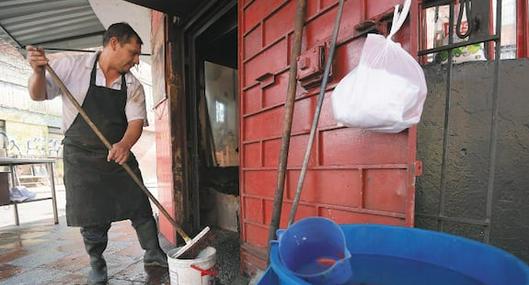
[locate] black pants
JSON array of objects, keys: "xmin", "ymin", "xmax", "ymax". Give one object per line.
[{"xmin": 80, "ymin": 216, "xmax": 153, "ymax": 245}]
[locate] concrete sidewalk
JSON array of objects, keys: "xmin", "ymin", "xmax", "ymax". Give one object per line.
[
  {"xmin": 0, "ymin": 183, "xmax": 253, "ymax": 285},
  {"xmin": 0, "ymin": 216, "xmax": 170, "ymax": 284},
  {"xmin": 0, "ymin": 185, "xmax": 171, "ymax": 284},
  {"xmin": 0, "ymin": 216, "xmax": 251, "ymax": 284}
]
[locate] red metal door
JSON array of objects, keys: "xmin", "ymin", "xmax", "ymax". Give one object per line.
[{"xmin": 239, "ymin": 0, "xmax": 420, "ymax": 273}]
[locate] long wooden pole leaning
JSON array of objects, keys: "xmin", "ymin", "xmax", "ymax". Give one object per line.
[{"xmin": 267, "ymin": 0, "xmax": 307, "ymax": 255}]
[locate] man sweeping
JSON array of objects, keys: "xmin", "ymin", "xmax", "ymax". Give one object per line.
[{"xmin": 26, "ymin": 22, "xmax": 167, "ymax": 285}]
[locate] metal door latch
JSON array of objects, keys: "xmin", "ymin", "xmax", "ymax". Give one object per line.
[{"xmin": 296, "ymin": 44, "xmax": 332, "ymax": 89}]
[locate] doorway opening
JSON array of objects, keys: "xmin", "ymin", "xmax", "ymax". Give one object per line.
[{"xmin": 183, "ymin": 2, "xmax": 241, "ymax": 282}]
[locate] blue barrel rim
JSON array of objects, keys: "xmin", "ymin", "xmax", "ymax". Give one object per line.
[{"xmin": 341, "ymin": 224, "xmax": 529, "ymax": 274}]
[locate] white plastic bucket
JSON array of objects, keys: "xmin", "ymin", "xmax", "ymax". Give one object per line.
[{"xmin": 167, "ymin": 246, "xmax": 217, "ymax": 285}]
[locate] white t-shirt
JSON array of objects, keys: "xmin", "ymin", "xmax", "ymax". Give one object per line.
[{"xmin": 45, "ymin": 52, "xmax": 148, "ymax": 132}]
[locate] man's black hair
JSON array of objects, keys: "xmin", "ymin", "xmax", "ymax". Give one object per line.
[{"xmin": 103, "ymin": 22, "xmax": 143, "ymax": 46}]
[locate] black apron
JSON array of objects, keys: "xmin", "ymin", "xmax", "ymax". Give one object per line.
[{"xmin": 63, "ymin": 54, "xmax": 152, "ymax": 227}]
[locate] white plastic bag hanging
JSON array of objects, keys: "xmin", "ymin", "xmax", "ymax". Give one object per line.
[{"xmin": 331, "ymin": 0, "xmax": 427, "ymax": 133}]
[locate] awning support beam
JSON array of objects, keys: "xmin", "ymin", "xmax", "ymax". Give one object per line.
[{"xmin": 0, "ymin": 22, "xmax": 23, "ymax": 48}]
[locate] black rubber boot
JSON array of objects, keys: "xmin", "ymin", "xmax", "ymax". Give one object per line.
[
  {"xmin": 132, "ymin": 216, "xmax": 168, "ymax": 268},
  {"xmin": 80, "ymin": 224, "xmax": 110, "ymax": 285}
]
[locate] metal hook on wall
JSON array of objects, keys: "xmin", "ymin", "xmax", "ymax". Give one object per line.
[{"xmin": 456, "ymin": 0, "xmax": 473, "ymax": 39}]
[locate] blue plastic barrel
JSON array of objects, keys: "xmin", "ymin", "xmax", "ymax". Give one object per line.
[{"xmin": 259, "ymin": 224, "xmax": 529, "ymax": 285}]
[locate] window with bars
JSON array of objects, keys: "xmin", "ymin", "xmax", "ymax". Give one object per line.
[{"xmin": 420, "ymin": 0, "xmax": 521, "ymax": 64}]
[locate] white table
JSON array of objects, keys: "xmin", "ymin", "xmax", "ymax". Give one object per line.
[{"xmin": 0, "ymin": 158, "xmax": 58, "ymax": 225}]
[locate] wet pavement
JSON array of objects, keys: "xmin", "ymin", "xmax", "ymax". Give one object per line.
[
  {"xmin": 0, "ymin": 216, "xmax": 250, "ymax": 285},
  {"xmin": 0, "ymin": 185, "xmax": 254, "ymax": 284},
  {"xmin": 0, "ymin": 216, "xmax": 170, "ymax": 284}
]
